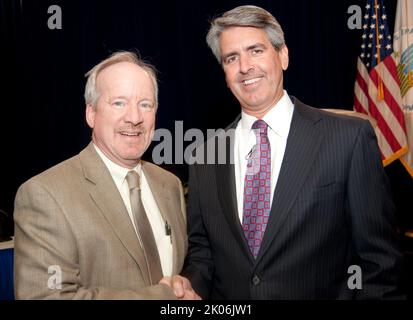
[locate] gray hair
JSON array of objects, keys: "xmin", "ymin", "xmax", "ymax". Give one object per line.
[
  {"xmin": 84, "ymin": 51, "xmax": 158, "ymax": 109},
  {"xmin": 206, "ymin": 5, "xmax": 285, "ymax": 63}
]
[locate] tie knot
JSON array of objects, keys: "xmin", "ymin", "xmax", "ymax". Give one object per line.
[
  {"xmin": 126, "ymin": 170, "xmax": 140, "ymax": 190},
  {"xmin": 252, "ymin": 119, "xmax": 268, "ymax": 136}
]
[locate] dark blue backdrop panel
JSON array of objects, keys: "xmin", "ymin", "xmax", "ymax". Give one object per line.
[{"xmin": 0, "ymin": 248, "xmax": 14, "ymax": 300}]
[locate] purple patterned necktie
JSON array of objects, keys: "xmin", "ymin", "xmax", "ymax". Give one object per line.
[{"xmin": 242, "ymin": 119, "xmax": 271, "ymax": 259}]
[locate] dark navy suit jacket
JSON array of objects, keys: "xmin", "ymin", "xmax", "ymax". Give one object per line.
[{"xmin": 182, "ymin": 97, "xmax": 403, "ymax": 299}]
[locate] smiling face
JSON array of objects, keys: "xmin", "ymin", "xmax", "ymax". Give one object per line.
[
  {"xmin": 86, "ymin": 62, "xmax": 156, "ymax": 169},
  {"xmin": 220, "ymin": 26, "xmax": 289, "ymax": 118}
]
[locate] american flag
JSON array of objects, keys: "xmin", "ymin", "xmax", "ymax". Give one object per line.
[{"xmin": 354, "ymin": 0, "xmax": 408, "ymax": 165}]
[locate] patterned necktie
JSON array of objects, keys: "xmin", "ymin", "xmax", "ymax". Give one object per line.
[
  {"xmin": 126, "ymin": 171, "xmax": 163, "ymax": 284},
  {"xmin": 242, "ymin": 120, "xmax": 271, "ymax": 259}
]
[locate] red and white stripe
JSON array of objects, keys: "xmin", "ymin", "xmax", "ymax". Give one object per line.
[{"xmin": 354, "ymin": 53, "xmax": 408, "ymax": 165}]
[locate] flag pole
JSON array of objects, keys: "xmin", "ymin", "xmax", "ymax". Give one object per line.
[
  {"xmin": 375, "ymin": 0, "xmax": 385, "ymax": 100},
  {"xmin": 406, "ymin": 4, "xmax": 413, "ymax": 87}
]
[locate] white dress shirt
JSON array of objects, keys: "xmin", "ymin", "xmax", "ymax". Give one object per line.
[
  {"xmin": 94, "ymin": 144, "xmax": 173, "ymax": 277},
  {"xmin": 234, "ymin": 91, "xmax": 294, "ymax": 222}
]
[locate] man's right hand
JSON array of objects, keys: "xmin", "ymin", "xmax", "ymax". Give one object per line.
[{"xmin": 159, "ymin": 275, "xmax": 202, "ymax": 300}]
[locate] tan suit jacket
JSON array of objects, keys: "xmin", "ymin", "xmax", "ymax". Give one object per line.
[{"xmin": 14, "ymin": 143, "xmax": 187, "ymax": 299}]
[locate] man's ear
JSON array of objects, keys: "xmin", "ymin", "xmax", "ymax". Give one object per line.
[
  {"xmin": 279, "ymin": 45, "xmax": 289, "ymax": 71},
  {"xmin": 85, "ymin": 104, "xmax": 95, "ymax": 129}
]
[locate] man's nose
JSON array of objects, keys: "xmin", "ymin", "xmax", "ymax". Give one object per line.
[
  {"xmin": 239, "ymin": 54, "xmax": 254, "ymax": 74},
  {"xmin": 124, "ymin": 104, "xmax": 143, "ymax": 125}
]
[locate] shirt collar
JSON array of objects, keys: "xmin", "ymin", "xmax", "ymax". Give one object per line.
[
  {"xmin": 93, "ymin": 143, "xmax": 141, "ymax": 190},
  {"xmin": 239, "ymin": 90, "xmax": 294, "ymax": 138}
]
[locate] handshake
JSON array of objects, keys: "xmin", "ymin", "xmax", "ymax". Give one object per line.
[{"xmin": 159, "ymin": 276, "xmax": 202, "ymax": 300}]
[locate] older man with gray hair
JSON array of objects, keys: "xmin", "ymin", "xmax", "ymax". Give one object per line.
[{"xmin": 14, "ymin": 51, "xmax": 194, "ymax": 299}]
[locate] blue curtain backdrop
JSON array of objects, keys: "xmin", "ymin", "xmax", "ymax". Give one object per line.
[{"xmin": 0, "ymin": 248, "xmax": 14, "ymax": 300}]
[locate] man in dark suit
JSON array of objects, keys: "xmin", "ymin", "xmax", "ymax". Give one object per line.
[{"xmin": 162, "ymin": 5, "xmax": 403, "ymax": 299}]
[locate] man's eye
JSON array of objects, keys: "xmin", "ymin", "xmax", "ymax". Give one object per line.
[
  {"xmin": 112, "ymin": 101, "xmax": 126, "ymax": 108},
  {"xmin": 251, "ymin": 49, "xmax": 263, "ymax": 55},
  {"xmin": 140, "ymin": 102, "xmax": 154, "ymax": 109},
  {"xmin": 225, "ymin": 56, "xmax": 237, "ymax": 64}
]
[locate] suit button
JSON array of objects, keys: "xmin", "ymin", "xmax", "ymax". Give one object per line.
[{"xmin": 252, "ymin": 275, "xmax": 260, "ymax": 286}]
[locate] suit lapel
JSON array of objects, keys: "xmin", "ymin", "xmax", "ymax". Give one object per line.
[
  {"xmin": 214, "ymin": 117, "xmax": 254, "ymax": 261},
  {"xmin": 256, "ymin": 100, "xmax": 323, "ymax": 263},
  {"xmin": 142, "ymin": 162, "xmax": 186, "ymax": 275},
  {"xmin": 79, "ymin": 143, "xmax": 150, "ymax": 284}
]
